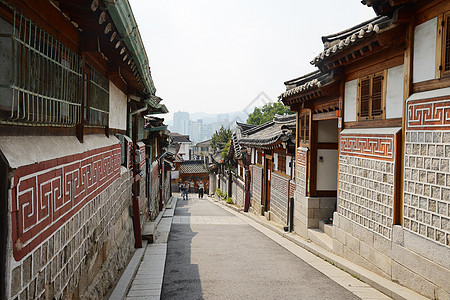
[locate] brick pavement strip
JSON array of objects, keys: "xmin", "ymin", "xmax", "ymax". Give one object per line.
[{"xmin": 126, "ymin": 244, "xmax": 167, "ymax": 300}]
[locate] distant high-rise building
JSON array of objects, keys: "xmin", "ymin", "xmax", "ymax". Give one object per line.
[{"xmin": 173, "ymin": 111, "xmax": 190, "ymax": 135}]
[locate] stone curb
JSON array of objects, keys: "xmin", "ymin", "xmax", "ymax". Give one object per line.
[
  {"xmin": 109, "ymin": 240, "xmax": 148, "ymax": 300},
  {"xmin": 207, "ymin": 196, "xmax": 428, "ymax": 300},
  {"xmin": 109, "ymin": 196, "xmax": 177, "ymax": 300}
]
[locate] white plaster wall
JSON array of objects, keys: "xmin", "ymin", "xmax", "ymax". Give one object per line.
[
  {"xmin": 318, "ymin": 119, "xmax": 338, "ymax": 143},
  {"xmin": 413, "ymin": 18, "xmax": 437, "ymax": 83},
  {"xmin": 386, "ymin": 65, "xmax": 405, "ymax": 119},
  {"xmin": 286, "ymin": 155, "xmax": 292, "ymax": 178},
  {"xmin": 317, "ymin": 149, "xmax": 338, "ymax": 191},
  {"xmin": 109, "ymin": 81, "xmax": 127, "ymax": 130},
  {"xmin": 179, "ymin": 142, "xmax": 191, "ymax": 160},
  {"xmin": 251, "ymin": 148, "xmax": 255, "ymax": 164},
  {"xmin": 344, "ymin": 79, "xmax": 357, "ymax": 122},
  {"xmin": 274, "ymin": 153, "xmax": 278, "ymax": 171}
]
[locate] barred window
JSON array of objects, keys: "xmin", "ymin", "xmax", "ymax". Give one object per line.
[
  {"xmin": 116, "ymin": 134, "xmax": 128, "ymax": 167},
  {"xmin": 86, "ymin": 65, "xmax": 109, "ymax": 127},
  {"xmin": 0, "ymin": 7, "xmax": 82, "ymax": 126}
]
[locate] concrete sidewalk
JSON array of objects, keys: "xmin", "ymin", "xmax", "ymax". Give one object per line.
[
  {"xmin": 109, "ymin": 196, "xmax": 176, "ymax": 300},
  {"xmin": 209, "ymin": 195, "xmax": 428, "ymax": 300}
]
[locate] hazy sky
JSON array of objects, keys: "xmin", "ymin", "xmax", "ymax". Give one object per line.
[{"xmin": 129, "ymin": 0, "xmax": 375, "ymax": 121}]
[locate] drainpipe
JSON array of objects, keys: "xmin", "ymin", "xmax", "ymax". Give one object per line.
[{"xmin": 129, "ymin": 105, "xmax": 147, "ymax": 249}]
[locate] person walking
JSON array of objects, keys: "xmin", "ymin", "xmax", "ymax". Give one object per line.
[
  {"xmin": 182, "ymin": 182, "xmax": 189, "ymax": 200},
  {"xmin": 198, "ymin": 182, "xmax": 204, "ymax": 199}
]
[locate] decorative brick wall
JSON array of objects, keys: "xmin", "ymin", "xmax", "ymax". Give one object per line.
[
  {"xmin": 150, "ymin": 162, "xmax": 160, "ymax": 217},
  {"xmin": 232, "ymin": 178, "xmax": 245, "ymax": 207},
  {"xmin": 8, "ymin": 144, "xmax": 136, "ymax": 299},
  {"xmin": 296, "ymin": 148, "xmax": 308, "ymax": 196},
  {"xmin": 338, "ymin": 130, "xmax": 399, "ymax": 239},
  {"xmin": 289, "ymin": 180, "xmax": 295, "ymax": 199},
  {"xmin": 404, "ymin": 97, "xmax": 450, "ymax": 247},
  {"xmin": 270, "ymin": 173, "xmax": 289, "ymax": 225},
  {"xmin": 251, "ymin": 165, "xmax": 262, "ymax": 202}
]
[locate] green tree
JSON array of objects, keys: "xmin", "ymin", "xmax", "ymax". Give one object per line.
[
  {"xmin": 211, "ymin": 126, "xmax": 232, "ymax": 150},
  {"xmin": 247, "ymin": 102, "xmax": 294, "ymax": 125}
]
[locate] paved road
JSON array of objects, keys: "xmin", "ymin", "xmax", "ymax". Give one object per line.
[{"xmin": 161, "ymin": 196, "xmax": 362, "ymax": 300}]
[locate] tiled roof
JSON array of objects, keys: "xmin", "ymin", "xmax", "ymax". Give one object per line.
[
  {"xmin": 280, "ymin": 70, "xmax": 335, "ymax": 101},
  {"xmin": 179, "ymin": 160, "xmax": 208, "ymax": 174},
  {"xmin": 233, "ymin": 114, "xmax": 296, "ymax": 153},
  {"xmin": 196, "ymin": 139, "xmax": 211, "ymax": 146},
  {"xmin": 170, "ymin": 132, "xmax": 191, "ymax": 143},
  {"xmin": 311, "ymin": 15, "xmax": 392, "ymax": 67}
]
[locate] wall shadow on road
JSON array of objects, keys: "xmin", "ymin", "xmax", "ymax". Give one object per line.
[{"xmin": 161, "ymin": 197, "xmax": 204, "ymax": 299}]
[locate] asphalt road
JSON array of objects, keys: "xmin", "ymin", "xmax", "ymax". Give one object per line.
[{"xmin": 161, "ymin": 197, "xmax": 360, "ymax": 300}]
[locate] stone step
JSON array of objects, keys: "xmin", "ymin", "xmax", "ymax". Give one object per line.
[
  {"xmin": 142, "ymin": 222, "xmax": 155, "ymax": 242},
  {"xmin": 319, "ymin": 220, "xmax": 333, "ymax": 238},
  {"xmin": 308, "ymin": 228, "xmax": 333, "ymax": 252},
  {"xmin": 163, "ymin": 208, "xmax": 174, "ymax": 217}
]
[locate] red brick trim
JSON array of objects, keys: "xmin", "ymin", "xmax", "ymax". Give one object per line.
[
  {"xmin": 406, "ymin": 97, "xmax": 450, "ymax": 131},
  {"xmin": 11, "ymin": 144, "xmax": 121, "ymax": 261},
  {"xmin": 340, "ymin": 133, "xmax": 396, "ymax": 161}
]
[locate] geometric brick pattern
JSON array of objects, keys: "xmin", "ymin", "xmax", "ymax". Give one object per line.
[
  {"xmin": 338, "ymin": 155, "xmax": 395, "ymax": 239},
  {"xmin": 11, "ymin": 144, "xmax": 121, "ymax": 261},
  {"xmin": 406, "ymin": 97, "xmax": 450, "ymax": 130},
  {"xmin": 404, "ymin": 128, "xmax": 450, "ymax": 247},
  {"xmin": 296, "ymin": 148, "xmax": 308, "ymax": 197},
  {"xmin": 340, "ymin": 134, "xmax": 395, "ymax": 161},
  {"xmin": 251, "ymin": 165, "xmax": 262, "ymax": 202},
  {"xmin": 10, "ymin": 165, "xmax": 133, "ymax": 299},
  {"xmin": 270, "ymin": 173, "xmax": 289, "ymax": 225}
]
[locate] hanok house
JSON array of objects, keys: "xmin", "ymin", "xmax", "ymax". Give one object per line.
[
  {"xmin": 230, "ymin": 115, "xmax": 296, "ymax": 226},
  {"xmin": 281, "ymin": 0, "xmax": 450, "ymax": 298},
  {"xmin": 0, "ymin": 0, "xmax": 168, "ymax": 299},
  {"xmin": 177, "ymin": 160, "xmax": 209, "ymax": 194}
]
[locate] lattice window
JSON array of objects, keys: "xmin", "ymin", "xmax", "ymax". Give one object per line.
[
  {"xmin": 299, "ymin": 111, "xmax": 310, "ymax": 145},
  {"xmin": 357, "ymin": 72, "xmax": 385, "ymax": 120},
  {"xmin": 441, "ymin": 12, "xmax": 450, "ymax": 77},
  {"xmin": 278, "ymin": 155, "xmax": 286, "ymax": 174},
  {"xmin": 0, "ymin": 6, "xmax": 83, "ymax": 126}
]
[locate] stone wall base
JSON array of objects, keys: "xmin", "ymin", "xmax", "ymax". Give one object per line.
[
  {"xmin": 293, "ymin": 191, "xmax": 336, "ymax": 238},
  {"xmin": 333, "ymin": 212, "xmax": 450, "ymax": 299}
]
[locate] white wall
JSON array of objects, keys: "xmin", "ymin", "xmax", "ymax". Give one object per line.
[
  {"xmin": 317, "ymin": 149, "xmax": 338, "ymax": 191},
  {"xmin": 109, "ymin": 81, "xmax": 127, "ymax": 130},
  {"xmin": 318, "ymin": 119, "xmax": 338, "ymax": 143},
  {"xmin": 344, "ymin": 79, "xmax": 357, "ymax": 122},
  {"xmin": 413, "ymin": 18, "xmax": 437, "ymax": 83},
  {"xmin": 274, "ymin": 153, "xmax": 278, "ymax": 171},
  {"xmin": 386, "ymin": 65, "xmax": 405, "ymax": 119}
]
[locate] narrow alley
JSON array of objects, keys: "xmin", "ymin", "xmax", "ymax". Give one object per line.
[{"xmin": 126, "ymin": 194, "xmax": 393, "ymax": 300}]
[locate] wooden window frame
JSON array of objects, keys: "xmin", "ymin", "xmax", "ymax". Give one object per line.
[
  {"xmin": 438, "ymin": 11, "xmax": 450, "ymax": 78},
  {"xmin": 299, "ymin": 110, "xmax": 311, "ymax": 147},
  {"xmin": 356, "ymin": 70, "xmax": 387, "ymax": 121}
]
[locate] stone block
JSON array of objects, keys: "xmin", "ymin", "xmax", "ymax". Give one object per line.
[
  {"xmin": 359, "ymin": 241, "xmax": 391, "ymax": 276},
  {"xmin": 333, "ymin": 239, "xmax": 344, "ymax": 256},
  {"xmin": 319, "ymin": 198, "xmax": 336, "ymax": 209},
  {"xmin": 334, "ymin": 227, "xmax": 346, "ymax": 244},
  {"xmin": 352, "ymin": 221, "xmax": 374, "ymax": 246},
  {"xmin": 373, "ymin": 233, "xmax": 392, "ymax": 256},
  {"xmin": 403, "ymin": 229, "xmax": 450, "ymax": 269},
  {"xmin": 391, "ymin": 261, "xmax": 435, "ymax": 299},
  {"xmin": 346, "ymin": 233, "xmax": 360, "ymax": 254},
  {"xmin": 339, "ymin": 215, "xmax": 353, "ymax": 234},
  {"xmin": 23, "ymin": 255, "xmax": 32, "ymax": 285},
  {"xmin": 11, "ymin": 265, "xmax": 21, "ymax": 297},
  {"xmin": 392, "ymin": 243, "xmax": 450, "ymax": 291}
]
